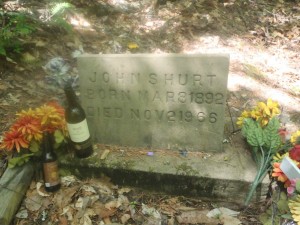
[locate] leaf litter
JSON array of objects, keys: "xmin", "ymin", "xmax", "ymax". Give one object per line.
[{"xmin": 12, "ymin": 174, "xmax": 252, "ymax": 225}]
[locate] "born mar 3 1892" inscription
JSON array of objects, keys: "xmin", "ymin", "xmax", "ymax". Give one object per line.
[{"xmin": 85, "ymin": 89, "xmax": 224, "ymax": 105}]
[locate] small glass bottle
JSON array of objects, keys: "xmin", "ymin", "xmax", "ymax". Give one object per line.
[
  {"xmin": 64, "ymin": 83, "xmax": 93, "ymax": 158},
  {"xmin": 42, "ymin": 132, "xmax": 61, "ymax": 192}
]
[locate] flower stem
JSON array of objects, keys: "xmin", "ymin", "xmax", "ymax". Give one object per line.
[{"xmin": 245, "ymin": 146, "xmax": 273, "ymax": 205}]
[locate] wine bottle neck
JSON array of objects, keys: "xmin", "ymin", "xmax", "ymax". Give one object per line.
[
  {"xmin": 42, "ymin": 132, "xmax": 54, "ymax": 154},
  {"xmin": 64, "ymin": 88, "xmax": 79, "ymax": 107}
]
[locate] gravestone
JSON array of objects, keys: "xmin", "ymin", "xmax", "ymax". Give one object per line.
[{"xmin": 78, "ymin": 54, "xmax": 229, "ymax": 152}]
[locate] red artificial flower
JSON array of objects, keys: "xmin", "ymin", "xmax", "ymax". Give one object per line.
[
  {"xmin": 289, "ymin": 145, "xmax": 300, "ymax": 162},
  {"xmin": 12, "ymin": 115, "xmax": 42, "ymax": 142},
  {"xmin": 0, "ymin": 129, "xmax": 29, "ymax": 152},
  {"xmin": 278, "ymin": 128, "xmax": 288, "ymax": 143}
]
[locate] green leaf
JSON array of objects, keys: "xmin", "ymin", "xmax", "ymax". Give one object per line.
[
  {"xmin": 277, "ymin": 192, "xmax": 289, "ymax": 213},
  {"xmin": 8, "ymin": 154, "xmax": 33, "ymax": 168},
  {"xmin": 242, "ymin": 118, "xmax": 265, "ymax": 147},
  {"xmin": 281, "ymin": 213, "xmax": 293, "ymax": 220},
  {"xmin": 54, "ymin": 130, "xmax": 64, "ymax": 144},
  {"xmin": 51, "ymin": 2, "xmax": 73, "ymax": 16},
  {"xmin": 54, "ymin": 130, "xmax": 66, "ymax": 149},
  {"xmin": 296, "ymin": 180, "xmax": 300, "ymax": 193},
  {"xmin": 280, "ymin": 191, "xmax": 288, "ymax": 201},
  {"xmin": 0, "ymin": 45, "xmax": 6, "ymax": 56},
  {"xmin": 29, "ymin": 139, "xmax": 40, "ymax": 153},
  {"xmin": 263, "ymin": 117, "xmax": 281, "ymax": 151}
]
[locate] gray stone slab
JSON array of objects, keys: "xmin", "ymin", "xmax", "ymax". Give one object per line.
[
  {"xmin": 59, "ymin": 141, "xmax": 269, "ymax": 206},
  {"xmin": 78, "ymin": 54, "xmax": 229, "ymax": 152}
]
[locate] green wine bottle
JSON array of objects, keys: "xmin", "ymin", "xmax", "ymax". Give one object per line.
[{"xmin": 64, "ymin": 83, "xmax": 93, "ymax": 158}]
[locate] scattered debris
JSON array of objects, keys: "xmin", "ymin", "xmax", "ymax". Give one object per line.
[
  {"xmin": 100, "ymin": 149, "xmax": 110, "ymax": 160},
  {"xmin": 147, "ymin": 151, "xmax": 154, "ymax": 156}
]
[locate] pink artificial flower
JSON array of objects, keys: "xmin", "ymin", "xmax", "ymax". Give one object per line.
[{"xmin": 287, "ymin": 179, "xmax": 297, "ymax": 196}]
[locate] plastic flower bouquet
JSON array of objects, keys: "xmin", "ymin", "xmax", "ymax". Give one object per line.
[
  {"xmin": 237, "ymin": 99, "xmax": 282, "ymax": 205},
  {"xmin": 271, "ymin": 132, "xmax": 300, "ymax": 223},
  {"xmin": 0, "ymin": 102, "xmax": 68, "ymax": 168}
]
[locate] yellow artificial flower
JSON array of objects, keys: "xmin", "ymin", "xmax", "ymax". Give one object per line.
[
  {"xmin": 35, "ymin": 102, "xmax": 66, "ymax": 133},
  {"xmin": 273, "ymin": 152, "xmax": 288, "ymax": 163},
  {"xmin": 36, "ymin": 104, "xmax": 62, "ymax": 125},
  {"xmin": 291, "ymin": 130, "xmax": 300, "ymax": 145},
  {"xmin": 249, "ymin": 109, "xmax": 259, "ymax": 120},
  {"xmin": 254, "ymin": 99, "xmax": 280, "ymax": 127},
  {"xmin": 289, "ymin": 195, "xmax": 300, "ymax": 223},
  {"xmin": 257, "ymin": 101, "xmax": 270, "ymax": 116},
  {"xmin": 236, "ymin": 110, "xmax": 251, "ymax": 127},
  {"xmin": 16, "ymin": 108, "xmax": 38, "ymax": 118},
  {"xmin": 266, "ymin": 98, "xmax": 280, "ymax": 116}
]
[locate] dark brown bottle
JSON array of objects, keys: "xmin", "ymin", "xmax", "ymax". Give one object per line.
[
  {"xmin": 64, "ymin": 83, "xmax": 93, "ymax": 158},
  {"xmin": 42, "ymin": 132, "xmax": 61, "ymax": 192}
]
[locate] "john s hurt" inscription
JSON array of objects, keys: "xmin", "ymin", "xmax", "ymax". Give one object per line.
[{"xmin": 88, "ymin": 72, "xmax": 217, "ymax": 86}]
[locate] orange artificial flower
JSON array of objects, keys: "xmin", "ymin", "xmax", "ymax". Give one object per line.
[
  {"xmin": 272, "ymin": 162, "xmax": 290, "ymax": 187},
  {"xmin": 12, "ymin": 115, "xmax": 42, "ymax": 142},
  {"xmin": 0, "ymin": 129, "xmax": 29, "ymax": 152}
]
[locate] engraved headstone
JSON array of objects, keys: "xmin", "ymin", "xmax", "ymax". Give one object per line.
[{"xmin": 78, "ymin": 54, "xmax": 229, "ymax": 152}]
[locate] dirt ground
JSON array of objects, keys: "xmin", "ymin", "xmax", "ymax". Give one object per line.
[{"xmin": 1, "ymin": 0, "xmax": 300, "ymax": 224}]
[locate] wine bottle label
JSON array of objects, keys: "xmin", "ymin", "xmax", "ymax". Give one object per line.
[
  {"xmin": 67, "ymin": 119, "xmax": 90, "ymax": 142},
  {"xmin": 43, "ymin": 161, "xmax": 60, "ymax": 187}
]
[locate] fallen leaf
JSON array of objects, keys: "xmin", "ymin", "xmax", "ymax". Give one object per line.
[
  {"xmin": 21, "ymin": 52, "xmax": 37, "ymax": 63},
  {"xmin": 61, "ymin": 206, "xmax": 74, "ymax": 221},
  {"xmin": 176, "ymin": 210, "xmax": 220, "ymax": 224},
  {"xmin": 220, "ymin": 214, "xmax": 242, "ymax": 225},
  {"xmin": 100, "ymin": 149, "xmax": 110, "ymax": 160},
  {"xmin": 59, "ymin": 216, "xmax": 68, "ymax": 225},
  {"xmin": 127, "ymin": 42, "xmax": 139, "ymax": 49},
  {"xmin": 105, "ymin": 199, "xmax": 121, "ymax": 209},
  {"xmin": 25, "ymin": 195, "xmax": 43, "ymax": 211},
  {"xmin": 207, "ymin": 207, "xmax": 240, "ymax": 218},
  {"xmin": 7, "ymin": 93, "xmax": 20, "ymax": 103},
  {"xmin": 15, "ymin": 209, "xmax": 28, "ymax": 219},
  {"xmin": 53, "ymin": 185, "xmax": 79, "ymax": 209},
  {"xmin": 103, "ymin": 217, "xmax": 111, "ymax": 224},
  {"xmin": 93, "ymin": 202, "xmax": 117, "ymax": 218},
  {"xmin": 35, "ymin": 40, "xmax": 47, "ymax": 47},
  {"xmin": 142, "ymin": 203, "xmax": 161, "ymax": 219},
  {"xmin": 81, "ymin": 185, "xmax": 97, "ymax": 195},
  {"xmin": 118, "ymin": 187, "xmax": 131, "ymax": 195},
  {"xmin": 36, "ymin": 182, "xmax": 50, "ymax": 197},
  {"xmin": 121, "ymin": 214, "xmax": 131, "ymax": 223}
]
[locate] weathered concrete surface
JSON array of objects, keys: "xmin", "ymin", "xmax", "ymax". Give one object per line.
[
  {"xmin": 78, "ymin": 54, "xmax": 229, "ymax": 152},
  {"xmin": 59, "ymin": 133, "xmax": 269, "ymax": 206}
]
